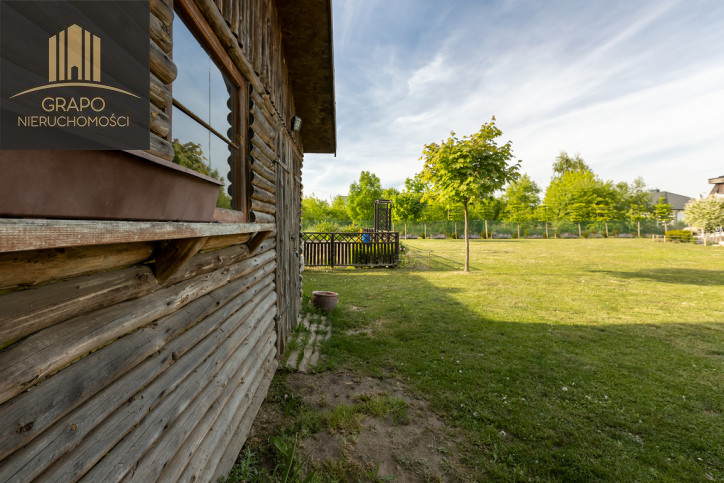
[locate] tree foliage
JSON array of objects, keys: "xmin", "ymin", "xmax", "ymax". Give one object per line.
[
  {"xmin": 653, "ymin": 196, "xmax": 674, "ymax": 230},
  {"xmin": 347, "ymin": 171, "xmax": 383, "ymax": 221},
  {"xmin": 684, "ymin": 197, "xmax": 724, "ymax": 233},
  {"xmin": 419, "ymin": 118, "xmax": 520, "ymax": 271},
  {"xmin": 502, "ymin": 174, "xmax": 540, "ymax": 226},
  {"xmin": 172, "ymin": 139, "xmax": 231, "ymax": 209},
  {"xmin": 552, "ymin": 151, "xmax": 590, "ymax": 178}
]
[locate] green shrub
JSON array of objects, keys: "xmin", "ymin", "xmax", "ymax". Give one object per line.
[
  {"xmin": 312, "ymin": 220, "xmax": 342, "ymax": 233},
  {"xmin": 665, "ymin": 230, "xmax": 693, "ymax": 243}
]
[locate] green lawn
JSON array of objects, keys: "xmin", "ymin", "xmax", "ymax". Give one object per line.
[{"xmin": 302, "ymin": 239, "xmax": 723, "ymax": 481}]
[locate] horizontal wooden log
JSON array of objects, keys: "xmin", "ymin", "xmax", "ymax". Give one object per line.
[
  {"xmin": 250, "ymin": 211, "xmax": 275, "ymax": 224},
  {"xmin": 150, "ymin": 12, "xmax": 172, "ymax": 54},
  {"xmin": 250, "ymin": 146, "xmax": 275, "ymax": 172},
  {"xmin": 212, "ymin": 207, "xmax": 245, "ymax": 223},
  {"xmin": 0, "ymin": 249, "xmax": 276, "ymax": 406},
  {"xmin": 0, "ymin": 239, "xmax": 268, "ymax": 348},
  {"xmin": 147, "ymin": 131, "xmax": 174, "ymax": 161},
  {"xmin": 150, "ymin": 39, "xmax": 177, "ymax": 85},
  {"xmin": 181, "ymin": 337, "xmax": 277, "ymax": 481},
  {"xmin": 250, "ymin": 198, "xmax": 276, "ymax": 215},
  {"xmin": 78, "ymin": 292, "xmax": 277, "ymax": 482},
  {"xmin": 0, "ymin": 266, "xmax": 155, "ymax": 347},
  {"xmin": 150, "ymin": 0, "xmax": 174, "ymax": 27},
  {"xmin": 2, "ymin": 271, "xmax": 276, "ymax": 480},
  {"xmin": 250, "ymin": 158, "xmax": 275, "ymax": 185},
  {"xmin": 213, "ymin": 355, "xmax": 277, "ymax": 480},
  {"xmin": 127, "ymin": 317, "xmax": 276, "ymax": 482},
  {"xmin": 251, "ymin": 103, "xmax": 275, "ymax": 143},
  {"xmin": 250, "ymin": 185, "xmax": 275, "ymax": 205},
  {"xmin": 250, "ymin": 133, "xmax": 276, "ymax": 164},
  {"xmin": 150, "ymin": 103, "xmax": 171, "ymax": 138},
  {"xmin": 149, "ymin": 72, "xmax": 171, "ymax": 110},
  {"xmin": 251, "ymin": 118, "xmax": 275, "ymax": 150},
  {"xmin": 200, "ymin": 233, "xmax": 251, "ymax": 252},
  {"xmin": 161, "ymin": 341, "xmax": 275, "ymax": 481},
  {"xmin": 251, "ymin": 170, "xmax": 276, "ymax": 193},
  {"xmin": 0, "ymin": 218, "xmax": 274, "ymax": 253},
  {"xmin": 251, "ymin": 89, "xmax": 275, "ymax": 128},
  {"xmin": 0, "ymin": 242, "xmax": 154, "ymax": 291}
]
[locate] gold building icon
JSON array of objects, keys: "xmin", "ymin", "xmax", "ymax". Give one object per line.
[{"xmin": 48, "ymin": 24, "xmax": 101, "ymax": 83}]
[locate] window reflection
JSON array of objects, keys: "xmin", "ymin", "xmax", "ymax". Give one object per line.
[{"xmin": 172, "ymin": 15, "xmax": 234, "ymax": 209}]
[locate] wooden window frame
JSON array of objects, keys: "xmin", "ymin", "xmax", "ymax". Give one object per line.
[{"xmin": 173, "ymin": 0, "xmax": 248, "ymax": 217}]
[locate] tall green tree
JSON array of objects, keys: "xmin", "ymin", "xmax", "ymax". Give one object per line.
[
  {"xmin": 419, "ymin": 118, "xmax": 520, "ymax": 272},
  {"xmin": 502, "ymin": 174, "xmax": 540, "ymax": 238},
  {"xmin": 329, "ymin": 195, "xmax": 350, "ymax": 221},
  {"xmin": 301, "ymin": 194, "xmax": 332, "ymax": 223},
  {"xmin": 653, "ymin": 196, "xmax": 674, "ymax": 232},
  {"xmin": 552, "ymin": 151, "xmax": 590, "ymax": 178},
  {"xmin": 684, "ymin": 197, "xmax": 724, "ymax": 233},
  {"xmin": 173, "ymin": 140, "xmax": 231, "ymax": 209},
  {"xmin": 347, "ymin": 171, "xmax": 383, "ymax": 222}
]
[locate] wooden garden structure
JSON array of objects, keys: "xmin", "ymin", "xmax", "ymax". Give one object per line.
[
  {"xmin": 0, "ymin": 0, "xmax": 335, "ymax": 480},
  {"xmin": 302, "ymin": 231, "xmax": 400, "ymax": 267}
]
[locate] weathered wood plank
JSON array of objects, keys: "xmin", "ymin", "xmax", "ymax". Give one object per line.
[
  {"xmin": 251, "ymin": 117, "xmax": 275, "ymax": 150},
  {"xmin": 250, "ymin": 145, "xmax": 275, "ymax": 172},
  {"xmin": 0, "ymin": 242, "xmax": 154, "ymax": 290},
  {"xmin": 125, "ymin": 319, "xmax": 276, "ymax": 482},
  {"xmin": 77, "ymin": 292, "xmax": 277, "ymax": 482},
  {"xmin": 213, "ymin": 207, "xmax": 246, "ymax": 223},
  {"xmin": 250, "ymin": 198, "xmax": 276, "ymax": 215},
  {"xmin": 0, "ymin": 249, "xmax": 276, "ymax": 406},
  {"xmin": 200, "ymin": 233, "xmax": 251, "ymax": 252},
  {"xmin": 150, "ymin": 102, "xmax": 171, "ymax": 138},
  {"xmin": 0, "ymin": 219, "xmax": 274, "ymax": 252},
  {"xmin": 150, "ymin": 0, "xmax": 174, "ymax": 27},
  {"xmin": 250, "ymin": 185, "xmax": 275, "ymax": 204},
  {"xmin": 150, "ymin": 12, "xmax": 172, "ymax": 54},
  {"xmin": 179, "ymin": 338, "xmax": 276, "ymax": 481},
  {"xmin": 154, "ymin": 236, "xmax": 208, "ymax": 284},
  {"xmin": 147, "ymin": 131, "xmax": 174, "ymax": 161},
  {"xmin": 214, "ymin": 355, "xmax": 277, "ymax": 480},
  {"xmin": 250, "ymin": 211, "xmax": 275, "ymax": 224},
  {"xmin": 251, "ymin": 103, "xmax": 275, "ymax": 142},
  {"xmin": 0, "ymin": 266, "xmax": 156, "ymax": 347},
  {"xmin": 251, "ymin": 89, "xmax": 275, "ymax": 128},
  {"xmin": 250, "ymin": 157, "xmax": 275, "ymax": 185},
  {"xmin": 0, "ymin": 271, "xmax": 275, "ymax": 480},
  {"xmin": 251, "ymin": 132, "xmax": 276, "ymax": 164},
  {"xmin": 251, "ymin": 170, "xmax": 276, "ymax": 193},
  {"xmin": 149, "ymin": 39, "xmax": 177, "ymax": 85},
  {"xmin": 150, "ymin": 72, "xmax": 171, "ymax": 110}
]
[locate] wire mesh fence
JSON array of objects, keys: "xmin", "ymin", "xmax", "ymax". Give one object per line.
[{"xmin": 302, "ymin": 219, "xmax": 687, "ymax": 239}]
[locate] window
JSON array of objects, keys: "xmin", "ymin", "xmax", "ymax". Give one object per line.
[{"xmin": 172, "ymin": 0, "xmax": 247, "ymax": 215}]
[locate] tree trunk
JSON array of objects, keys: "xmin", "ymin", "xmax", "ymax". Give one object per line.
[
  {"xmin": 485, "ymin": 220, "xmax": 488, "ymax": 239},
  {"xmin": 517, "ymin": 224, "xmax": 520, "ymax": 239},
  {"xmin": 637, "ymin": 221, "xmax": 641, "ymax": 238},
  {"xmin": 424, "ymin": 223, "xmax": 426, "ymax": 239},
  {"xmin": 464, "ymin": 201, "xmax": 469, "ymax": 273},
  {"xmin": 578, "ymin": 222, "xmax": 582, "ymax": 237},
  {"xmin": 404, "ymin": 222, "xmax": 407, "ymax": 240},
  {"xmin": 605, "ymin": 221, "xmax": 609, "ymax": 238},
  {"xmin": 545, "ymin": 222, "xmax": 549, "ymax": 239}
]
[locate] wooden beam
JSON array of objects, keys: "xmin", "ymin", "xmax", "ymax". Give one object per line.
[
  {"xmin": 0, "ymin": 219, "xmax": 275, "ymax": 253},
  {"xmin": 247, "ymin": 230, "xmax": 272, "ymax": 254},
  {"xmin": 153, "ymin": 237, "xmax": 209, "ymax": 284}
]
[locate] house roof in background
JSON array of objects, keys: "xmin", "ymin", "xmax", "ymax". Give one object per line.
[
  {"xmin": 648, "ymin": 191, "xmax": 693, "ymax": 210},
  {"xmin": 276, "ymin": 0, "xmax": 336, "ymax": 154}
]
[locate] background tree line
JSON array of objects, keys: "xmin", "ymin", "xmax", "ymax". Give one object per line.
[{"xmin": 303, "ymin": 150, "xmax": 678, "ymax": 236}]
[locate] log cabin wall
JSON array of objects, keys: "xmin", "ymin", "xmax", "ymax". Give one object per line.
[{"xmin": 0, "ymin": 0, "xmax": 315, "ymax": 479}]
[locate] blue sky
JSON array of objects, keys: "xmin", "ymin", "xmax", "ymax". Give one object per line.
[{"xmin": 303, "ymin": 0, "xmax": 724, "ymax": 201}]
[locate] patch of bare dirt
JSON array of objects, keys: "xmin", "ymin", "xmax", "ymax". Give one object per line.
[{"xmin": 293, "ymin": 372, "xmax": 467, "ymax": 482}]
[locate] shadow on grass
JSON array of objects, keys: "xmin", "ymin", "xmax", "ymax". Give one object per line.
[
  {"xmin": 596, "ymin": 268, "xmax": 724, "ymax": 286},
  {"xmin": 303, "ymin": 268, "xmax": 724, "ymax": 482}
]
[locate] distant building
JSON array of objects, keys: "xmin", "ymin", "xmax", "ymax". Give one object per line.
[
  {"xmin": 648, "ymin": 190, "xmax": 693, "ymax": 222},
  {"xmin": 708, "ymin": 176, "xmax": 724, "ymax": 198}
]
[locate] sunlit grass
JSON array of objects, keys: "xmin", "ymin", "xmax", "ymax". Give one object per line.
[{"xmin": 304, "ymin": 239, "xmax": 723, "ymax": 481}]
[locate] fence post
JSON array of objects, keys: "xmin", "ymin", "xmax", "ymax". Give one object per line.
[{"xmin": 330, "ymin": 233, "xmax": 335, "ymax": 268}]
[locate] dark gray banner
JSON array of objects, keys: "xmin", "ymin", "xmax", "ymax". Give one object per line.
[{"xmin": 0, "ymin": 0, "xmax": 150, "ymax": 150}]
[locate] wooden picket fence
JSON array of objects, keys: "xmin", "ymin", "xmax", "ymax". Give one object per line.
[{"xmin": 302, "ymin": 231, "xmax": 400, "ymax": 267}]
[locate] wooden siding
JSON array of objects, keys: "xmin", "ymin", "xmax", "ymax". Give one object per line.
[{"xmin": 0, "ymin": 0, "xmax": 310, "ymax": 480}]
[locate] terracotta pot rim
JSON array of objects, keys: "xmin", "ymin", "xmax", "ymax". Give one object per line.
[{"xmin": 312, "ymin": 291, "xmax": 338, "ymax": 296}]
